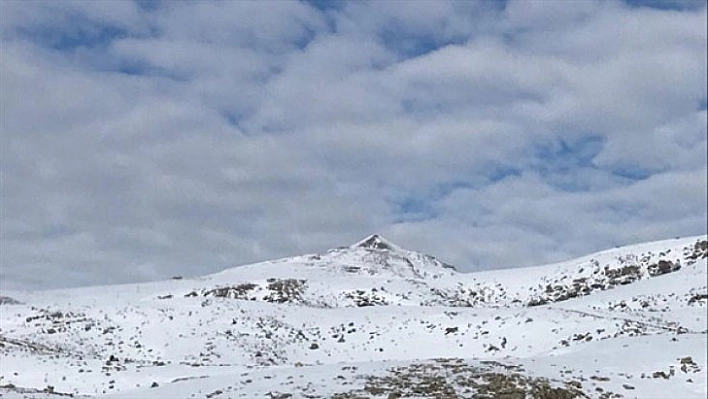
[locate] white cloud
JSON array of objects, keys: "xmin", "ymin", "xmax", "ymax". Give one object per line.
[
  {"xmin": 1, "ymin": 0, "xmax": 705, "ymax": 290},
  {"xmin": 154, "ymin": 1, "xmax": 326, "ymax": 50}
]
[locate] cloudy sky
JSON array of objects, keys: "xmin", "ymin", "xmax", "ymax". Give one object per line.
[{"xmin": 1, "ymin": 0, "xmax": 706, "ymax": 290}]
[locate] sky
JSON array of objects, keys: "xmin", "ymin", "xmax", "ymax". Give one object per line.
[{"xmin": 1, "ymin": 0, "xmax": 706, "ymax": 290}]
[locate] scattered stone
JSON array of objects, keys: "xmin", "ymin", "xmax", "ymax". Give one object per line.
[
  {"xmin": 679, "ymin": 356, "xmax": 694, "ymax": 365},
  {"xmin": 444, "ymin": 327, "xmax": 458, "ymax": 335},
  {"xmin": 652, "ymin": 371, "xmax": 669, "ymax": 379},
  {"xmin": 648, "ymin": 260, "xmax": 680, "ymax": 277},
  {"xmin": 590, "ymin": 375, "xmax": 610, "ymax": 382}
]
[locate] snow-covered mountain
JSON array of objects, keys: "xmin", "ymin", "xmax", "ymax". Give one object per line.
[{"xmin": 1, "ymin": 235, "xmax": 706, "ymax": 398}]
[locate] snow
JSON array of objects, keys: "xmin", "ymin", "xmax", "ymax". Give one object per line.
[{"xmin": 1, "ymin": 235, "xmax": 706, "ymax": 398}]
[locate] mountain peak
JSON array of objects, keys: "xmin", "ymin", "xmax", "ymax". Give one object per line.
[{"xmin": 352, "ymin": 234, "xmax": 399, "ymax": 251}]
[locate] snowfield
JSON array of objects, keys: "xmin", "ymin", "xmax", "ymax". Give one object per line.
[{"xmin": 1, "ymin": 234, "xmax": 706, "ymax": 398}]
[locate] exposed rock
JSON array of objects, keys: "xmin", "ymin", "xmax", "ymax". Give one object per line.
[
  {"xmin": 648, "ymin": 260, "xmax": 680, "ymax": 277},
  {"xmin": 0, "ymin": 296, "xmax": 21, "ymax": 305}
]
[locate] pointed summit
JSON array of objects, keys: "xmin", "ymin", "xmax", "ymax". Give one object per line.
[{"xmin": 352, "ymin": 234, "xmax": 399, "ymax": 251}]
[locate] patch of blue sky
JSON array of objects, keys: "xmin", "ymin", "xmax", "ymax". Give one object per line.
[
  {"xmin": 391, "ymin": 196, "xmax": 439, "ymax": 223},
  {"xmin": 433, "ymin": 181, "xmax": 476, "ymax": 197},
  {"xmin": 501, "ymin": 30, "xmax": 527, "ymax": 48},
  {"xmin": 135, "ymin": 0, "xmax": 161, "ymax": 12},
  {"xmin": 445, "ymin": 164, "xmax": 522, "ymax": 187},
  {"xmin": 389, "ymin": 182, "xmax": 463, "ymax": 223},
  {"xmin": 698, "ymin": 97, "xmax": 707, "ymax": 111},
  {"xmin": 533, "ymin": 135, "xmax": 657, "ymax": 190},
  {"xmin": 531, "ymin": 135, "xmax": 605, "ymax": 191},
  {"xmin": 401, "ymin": 87, "xmax": 546, "ymax": 118},
  {"xmin": 16, "ymin": 18, "xmax": 189, "ymax": 81},
  {"xmin": 16, "ymin": 19, "xmax": 126, "ymax": 52},
  {"xmin": 13, "ymin": 15, "xmax": 154, "ymax": 79},
  {"xmin": 302, "ymin": 0, "xmax": 348, "ymax": 12},
  {"xmin": 300, "ymin": 0, "xmax": 344, "ymax": 37},
  {"xmin": 292, "ymin": 25, "xmax": 322, "ymax": 51},
  {"xmin": 399, "ymin": 98, "xmax": 447, "ymax": 117},
  {"xmin": 624, "ymin": 0, "xmax": 707, "ymax": 11},
  {"xmin": 488, "ymin": 0, "xmax": 510, "ymax": 11},
  {"xmin": 487, "ymin": 165, "xmax": 522, "ymax": 183},
  {"xmin": 113, "ymin": 61, "xmax": 148, "ymax": 77},
  {"xmin": 379, "ymin": 28, "xmax": 466, "ymax": 59},
  {"xmin": 390, "ymin": 171, "xmax": 518, "ymax": 223},
  {"xmin": 534, "ymin": 136, "xmax": 603, "ymax": 171},
  {"xmin": 608, "ymin": 165, "xmax": 654, "ymax": 181},
  {"xmin": 221, "ymin": 111, "xmax": 243, "ymax": 128},
  {"xmin": 102, "ymin": 57, "xmax": 190, "ymax": 82}
]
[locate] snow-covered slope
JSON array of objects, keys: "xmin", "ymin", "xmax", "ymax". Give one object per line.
[{"xmin": 1, "ymin": 235, "xmax": 706, "ymax": 398}]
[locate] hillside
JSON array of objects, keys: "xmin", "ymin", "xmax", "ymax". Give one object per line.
[{"xmin": 1, "ymin": 235, "xmax": 706, "ymax": 398}]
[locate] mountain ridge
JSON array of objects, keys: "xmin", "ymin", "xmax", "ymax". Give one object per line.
[{"xmin": 1, "ymin": 234, "xmax": 706, "ymax": 398}]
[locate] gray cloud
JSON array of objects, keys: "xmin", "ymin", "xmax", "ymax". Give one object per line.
[{"xmin": 1, "ymin": 0, "xmax": 706, "ymax": 290}]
